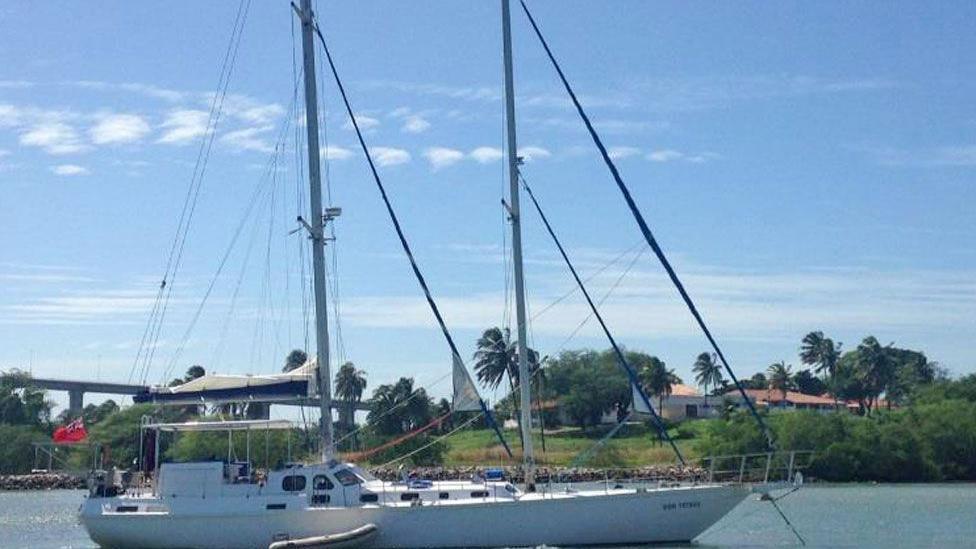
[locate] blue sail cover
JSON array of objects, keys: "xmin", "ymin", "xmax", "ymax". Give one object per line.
[{"xmin": 133, "ymin": 361, "xmax": 317, "ymax": 405}]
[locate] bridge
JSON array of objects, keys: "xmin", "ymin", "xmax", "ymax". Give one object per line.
[{"xmin": 6, "ymin": 377, "xmax": 373, "ymax": 416}]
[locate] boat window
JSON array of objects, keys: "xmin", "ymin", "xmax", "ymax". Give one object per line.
[
  {"xmin": 400, "ymin": 492, "xmax": 419, "ymax": 501},
  {"xmin": 438, "ymin": 492, "xmax": 450, "ymax": 500},
  {"xmin": 470, "ymin": 490, "xmax": 489, "ymax": 498},
  {"xmin": 311, "ymin": 494, "xmax": 330, "ymax": 505},
  {"xmin": 266, "ymin": 503, "xmax": 286, "ymax": 510},
  {"xmin": 360, "ymin": 493, "xmax": 378, "ymax": 503},
  {"xmin": 282, "ymin": 475, "xmax": 306, "ymax": 492},
  {"xmin": 334, "ymin": 468, "xmax": 362, "ymax": 486},
  {"xmin": 313, "ymin": 475, "xmax": 334, "ymax": 490}
]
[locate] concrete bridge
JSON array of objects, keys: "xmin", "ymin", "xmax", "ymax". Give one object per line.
[
  {"xmin": 14, "ymin": 378, "xmax": 148, "ymax": 415},
  {"xmin": 6, "ymin": 377, "xmax": 373, "ymax": 416}
]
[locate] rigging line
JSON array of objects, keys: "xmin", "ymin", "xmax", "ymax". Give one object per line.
[
  {"xmin": 569, "ymin": 411, "xmax": 633, "ymax": 469},
  {"xmin": 377, "ymin": 412, "xmax": 484, "ymax": 469},
  {"xmin": 171, "ymin": 88, "xmax": 298, "ymax": 377},
  {"xmin": 139, "ymin": 0, "xmax": 253, "ymax": 384},
  {"xmin": 518, "ymin": 0, "xmax": 773, "ymax": 449},
  {"xmin": 519, "ymin": 173, "xmax": 684, "ymax": 464},
  {"xmin": 343, "ymin": 410, "xmax": 453, "ymax": 461},
  {"xmin": 312, "ymin": 20, "xmax": 512, "ymax": 459},
  {"xmin": 769, "ymin": 497, "xmax": 807, "ymax": 546},
  {"xmin": 130, "ymin": 0, "xmax": 248, "ymax": 384},
  {"xmin": 221, "ymin": 94, "xmax": 300, "ymax": 370},
  {"xmin": 554, "ymin": 244, "xmax": 643, "ymax": 353},
  {"xmin": 530, "ymin": 240, "xmax": 642, "ymax": 321},
  {"xmin": 159, "ymin": 170, "xmax": 277, "ymax": 383},
  {"xmin": 333, "ymin": 370, "xmax": 452, "ymax": 447},
  {"xmin": 369, "ymin": 352, "xmax": 547, "ymax": 467},
  {"xmin": 290, "ymin": 11, "xmax": 311, "ymax": 354},
  {"xmin": 313, "ymin": 4, "xmax": 345, "ymax": 368}
]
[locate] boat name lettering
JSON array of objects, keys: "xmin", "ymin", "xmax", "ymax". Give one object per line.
[{"xmin": 662, "ymin": 501, "xmax": 701, "ymax": 511}]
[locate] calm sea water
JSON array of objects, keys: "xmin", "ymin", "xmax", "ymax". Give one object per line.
[{"xmin": 1, "ymin": 485, "xmax": 974, "ymax": 548}]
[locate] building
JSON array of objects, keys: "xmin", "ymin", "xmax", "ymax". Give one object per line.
[
  {"xmin": 644, "ymin": 383, "xmax": 719, "ymax": 421},
  {"xmin": 723, "ymin": 388, "xmax": 839, "ymax": 413}
]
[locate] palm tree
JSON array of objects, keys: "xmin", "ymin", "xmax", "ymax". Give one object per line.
[
  {"xmin": 800, "ymin": 331, "xmax": 841, "ymax": 379},
  {"xmin": 473, "ymin": 327, "xmax": 515, "ymax": 392},
  {"xmin": 366, "ymin": 377, "xmax": 432, "ymax": 435},
  {"xmin": 473, "ymin": 326, "xmax": 541, "ymax": 447},
  {"xmin": 334, "ymin": 362, "xmax": 367, "ymax": 433},
  {"xmin": 639, "ymin": 357, "xmax": 681, "ymax": 415},
  {"xmin": 800, "ymin": 331, "xmax": 843, "ymax": 410},
  {"xmin": 692, "ymin": 352, "xmax": 723, "ymax": 410},
  {"xmin": 282, "ymin": 349, "xmax": 308, "ymax": 373},
  {"xmin": 854, "ymin": 336, "xmax": 894, "ymax": 415},
  {"xmin": 767, "ymin": 361, "xmax": 794, "ymax": 403}
]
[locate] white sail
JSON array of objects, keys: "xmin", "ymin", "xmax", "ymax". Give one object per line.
[
  {"xmin": 632, "ymin": 382, "xmax": 655, "ymax": 415},
  {"xmin": 451, "ymin": 354, "xmax": 482, "ymax": 412}
]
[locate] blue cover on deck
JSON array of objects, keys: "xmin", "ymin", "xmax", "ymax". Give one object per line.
[{"xmin": 133, "ymin": 379, "xmax": 310, "ymax": 405}]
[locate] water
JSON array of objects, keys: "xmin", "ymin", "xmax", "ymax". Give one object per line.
[{"xmin": 1, "ymin": 485, "xmax": 975, "ymax": 548}]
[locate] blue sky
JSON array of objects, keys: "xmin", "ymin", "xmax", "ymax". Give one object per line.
[{"xmin": 1, "ymin": 1, "xmax": 974, "ymax": 413}]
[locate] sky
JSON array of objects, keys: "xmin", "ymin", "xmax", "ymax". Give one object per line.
[{"xmin": 1, "ymin": 1, "xmax": 974, "ymax": 415}]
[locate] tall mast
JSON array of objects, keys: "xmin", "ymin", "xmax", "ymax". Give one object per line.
[
  {"xmin": 298, "ymin": 0, "xmax": 334, "ymax": 460},
  {"xmin": 502, "ymin": 0, "xmax": 535, "ymax": 489}
]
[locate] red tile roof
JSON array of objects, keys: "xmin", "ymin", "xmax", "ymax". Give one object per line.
[{"xmin": 729, "ymin": 389, "xmax": 837, "ymax": 406}]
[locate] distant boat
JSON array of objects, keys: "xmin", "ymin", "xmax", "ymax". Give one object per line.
[{"xmin": 79, "ymin": 2, "xmax": 793, "ymax": 547}]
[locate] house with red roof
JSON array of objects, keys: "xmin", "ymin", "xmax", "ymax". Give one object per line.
[{"xmin": 722, "ymin": 388, "xmax": 840, "ymax": 413}]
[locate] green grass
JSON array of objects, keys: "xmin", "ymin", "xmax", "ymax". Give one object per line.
[{"xmin": 440, "ymin": 421, "xmax": 707, "ymax": 468}]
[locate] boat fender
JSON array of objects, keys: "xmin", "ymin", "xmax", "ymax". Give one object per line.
[{"xmin": 268, "ymin": 523, "xmax": 378, "ymax": 549}]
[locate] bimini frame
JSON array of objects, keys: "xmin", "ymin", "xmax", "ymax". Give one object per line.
[{"xmin": 139, "ymin": 418, "xmax": 297, "ymax": 494}]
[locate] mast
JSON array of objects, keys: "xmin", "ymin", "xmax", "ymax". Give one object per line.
[
  {"xmin": 502, "ymin": 0, "xmax": 535, "ymax": 490},
  {"xmin": 298, "ymin": 0, "xmax": 334, "ymax": 460}
]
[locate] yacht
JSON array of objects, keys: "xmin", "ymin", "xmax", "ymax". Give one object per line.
[{"xmin": 79, "ymin": 1, "xmax": 799, "ymax": 547}]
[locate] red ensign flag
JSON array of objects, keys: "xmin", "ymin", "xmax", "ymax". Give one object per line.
[{"xmin": 53, "ymin": 418, "xmax": 88, "ymax": 443}]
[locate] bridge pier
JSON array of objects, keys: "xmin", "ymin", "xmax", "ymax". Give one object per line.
[{"xmin": 68, "ymin": 389, "xmax": 84, "ymax": 416}]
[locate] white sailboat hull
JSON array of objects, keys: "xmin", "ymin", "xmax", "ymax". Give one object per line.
[{"xmin": 81, "ymin": 484, "xmax": 748, "ymax": 549}]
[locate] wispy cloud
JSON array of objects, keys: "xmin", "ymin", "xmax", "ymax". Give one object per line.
[
  {"xmin": 339, "ymin": 252, "xmax": 976, "ymax": 350},
  {"xmin": 518, "ymin": 146, "xmax": 551, "ymax": 162},
  {"xmin": 423, "ymin": 147, "xmax": 465, "ymax": 170},
  {"xmin": 361, "ymin": 80, "xmax": 500, "ymax": 102},
  {"xmin": 470, "ymin": 146, "xmax": 503, "ymax": 164},
  {"xmin": 89, "ymin": 113, "xmax": 151, "ymax": 145},
  {"xmin": 647, "ymin": 149, "xmax": 720, "ymax": 164},
  {"xmin": 856, "ymin": 144, "xmax": 976, "ymax": 167},
  {"xmin": 628, "ymin": 75, "xmax": 899, "ymax": 113},
  {"xmin": 0, "ymin": 80, "xmax": 33, "ymax": 89},
  {"xmin": 67, "ymin": 80, "xmax": 188, "ymax": 102},
  {"xmin": 220, "ymin": 125, "xmax": 273, "ymax": 153},
  {"xmin": 345, "ymin": 115, "xmax": 380, "ymax": 132},
  {"xmin": 20, "ymin": 122, "xmax": 89, "ymax": 154},
  {"xmin": 50, "ymin": 164, "xmax": 89, "ymax": 176},
  {"xmin": 157, "ymin": 109, "xmax": 210, "ymax": 145},
  {"xmin": 608, "ymin": 146, "xmax": 641, "ymax": 160},
  {"xmin": 3, "ymin": 289, "xmax": 162, "ymax": 325},
  {"xmin": 401, "ymin": 115, "xmax": 431, "ymax": 134},
  {"xmin": 218, "ymin": 94, "xmax": 284, "ymax": 125},
  {"xmin": 370, "ymin": 146, "xmax": 411, "ymax": 167},
  {"xmin": 321, "ymin": 145, "xmax": 353, "ymax": 161}
]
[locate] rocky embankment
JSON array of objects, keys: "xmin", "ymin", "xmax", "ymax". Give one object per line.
[
  {"xmin": 0, "ymin": 473, "xmax": 86, "ymax": 491},
  {"xmin": 1, "ymin": 465, "xmax": 709, "ymax": 490},
  {"xmin": 368, "ymin": 464, "xmax": 709, "ymax": 484}
]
